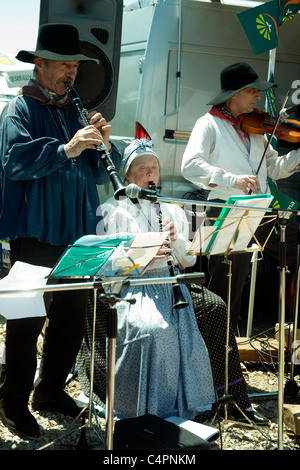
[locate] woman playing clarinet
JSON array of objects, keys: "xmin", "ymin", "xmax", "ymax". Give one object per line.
[{"xmin": 78, "ymin": 138, "xmax": 269, "ymax": 426}]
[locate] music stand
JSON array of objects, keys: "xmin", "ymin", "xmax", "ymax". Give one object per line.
[
  {"xmin": 0, "ymin": 230, "xmax": 205, "ymax": 450},
  {"xmin": 275, "ymin": 210, "xmax": 296, "ymax": 449},
  {"xmin": 119, "ymin": 189, "xmax": 300, "ymax": 449},
  {"xmin": 49, "ymin": 231, "xmax": 169, "ymax": 450},
  {"xmin": 188, "ymin": 195, "xmax": 276, "ymax": 429}
]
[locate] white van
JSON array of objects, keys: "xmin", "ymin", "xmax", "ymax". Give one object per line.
[{"xmin": 108, "ymin": 0, "xmax": 300, "ymax": 203}]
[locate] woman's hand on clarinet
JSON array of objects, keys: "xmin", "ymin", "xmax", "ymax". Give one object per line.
[
  {"xmin": 64, "ymin": 112, "xmax": 111, "ymax": 159},
  {"xmin": 155, "ymin": 240, "xmax": 172, "ymax": 260},
  {"xmin": 154, "ymin": 218, "xmax": 178, "ymax": 260},
  {"xmin": 162, "ymin": 217, "xmax": 178, "ymax": 241}
]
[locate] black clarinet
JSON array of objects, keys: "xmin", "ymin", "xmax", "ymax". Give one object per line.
[
  {"xmin": 65, "ymin": 83, "xmax": 125, "ymax": 199},
  {"xmin": 149, "ymin": 182, "xmax": 189, "ymax": 310}
]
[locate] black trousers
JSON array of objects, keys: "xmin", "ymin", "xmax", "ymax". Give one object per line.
[
  {"xmin": 206, "ymin": 203, "xmax": 300, "ymax": 330},
  {"xmin": 0, "ymin": 238, "xmax": 88, "ymax": 407}
]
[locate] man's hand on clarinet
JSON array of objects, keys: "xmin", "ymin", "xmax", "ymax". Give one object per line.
[{"xmin": 64, "ymin": 111, "xmax": 111, "ymax": 159}]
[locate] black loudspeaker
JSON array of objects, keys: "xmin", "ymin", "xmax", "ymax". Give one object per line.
[{"xmin": 39, "ymin": 0, "xmax": 123, "ymax": 121}]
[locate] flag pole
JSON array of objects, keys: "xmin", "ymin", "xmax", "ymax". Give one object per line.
[
  {"xmin": 265, "ymin": 48, "xmax": 277, "ymax": 116},
  {"xmin": 265, "ymin": 43, "xmax": 286, "ymax": 452}
]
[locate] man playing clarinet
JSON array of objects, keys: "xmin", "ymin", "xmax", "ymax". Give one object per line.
[{"xmin": 0, "ymin": 23, "xmax": 121, "ymax": 438}]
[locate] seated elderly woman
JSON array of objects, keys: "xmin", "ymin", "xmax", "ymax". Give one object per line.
[{"xmin": 77, "ymin": 139, "xmax": 268, "ymax": 425}]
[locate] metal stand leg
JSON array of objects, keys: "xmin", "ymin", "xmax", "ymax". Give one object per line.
[
  {"xmin": 73, "ymin": 287, "xmax": 106, "ymax": 451},
  {"xmin": 277, "ymin": 226, "xmax": 286, "ymax": 450},
  {"xmin": 105, "ymin": 303, "xmax": 117, "ymax": 451},
  {"xmin": 284, "ymin": 243, "xmax": 300, "ymax": 398},
  {"xmin": 77, "ymin": 288, "xmax": 118, "ymax": 451},
  {"xmin": 224, "ymin": 257, "xmax": 233, "ymax": 422},
  {"xmin": 211, "ymin": 257, "xmax": 268, "ymax": 434},
  {"xmin": 98, "ymin": 292, "xmax": 135, "ymax": 450},
  {"xmin": 246, "ymin": 218, "xmax": 299, "ymax": 448},
  {"xmin": 247, "ymin": 250, "xmax": 259, "ymax": 338},
  {"xmin": 51, "ymin": 287, "xmax": 100, "ymax": 451},
  {"xmin": 276, "ymin": 214, "xmax": 291, "ymax": 450},
  {"xmin": 88, "ymin": 287, "xmax": 98, "ymax": 426}
]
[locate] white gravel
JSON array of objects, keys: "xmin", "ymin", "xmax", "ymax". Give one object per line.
[{"xmin": 1, "ymin": 314, "xmax": 300, "ymax": 451}]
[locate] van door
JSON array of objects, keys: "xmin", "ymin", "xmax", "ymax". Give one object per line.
[
  {"xmin": 110, "ymin": 0, "xmax": 300, "ymax": 201},
  {"xmin": 163, "ymin": 0, "xmax": 300, "ymax": 198}
]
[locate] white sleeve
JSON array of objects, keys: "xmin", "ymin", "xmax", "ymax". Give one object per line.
[
  {"xmin": 265, "ymin": 145, "xmax": 300, "ymax": 180},
  {"xmin": 181, "ymin": 117, "xmax": 236, "ymax": 189}
]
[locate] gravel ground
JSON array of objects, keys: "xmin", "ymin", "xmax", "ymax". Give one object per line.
[{"xmin": 0, "ymin": 311, "xmax": 300, "ymax": 452}]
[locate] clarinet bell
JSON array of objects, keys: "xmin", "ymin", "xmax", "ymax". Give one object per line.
[{"xmin": 172, "ymin": 284, "xmax": 189, "ymax": 310}]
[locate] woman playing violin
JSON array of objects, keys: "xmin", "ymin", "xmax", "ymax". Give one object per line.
[{"xmin": 182, "ymin": 61, "xmax": 300, "ymax": 330}]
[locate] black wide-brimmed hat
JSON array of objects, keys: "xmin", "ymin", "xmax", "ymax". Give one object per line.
[
  {"xmin": 16, "ymin": 23, "xmax": 99, "ymax": 64},
  {"xmin": 207, "ymin": 62, "xmax": 275, "ymax": 106}
]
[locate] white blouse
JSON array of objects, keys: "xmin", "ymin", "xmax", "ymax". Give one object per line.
[{"xmin": 97, "ymin": 196, "xmax": 196, "ymax": 270}]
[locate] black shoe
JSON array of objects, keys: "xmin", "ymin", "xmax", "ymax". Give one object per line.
[
  {"xmin": 235, "ymin": 408, "xmax": 270, "ymax": 426},
  {"xmin": 32, "ymin": 390, "xmax": 84, "ymax": 417},
  {"xmin": 193, "ymin": 410, "xmax": 213, "ymax": 423},
  {"xmin": 0, "ymin": 400, "xmax": 40, "ymax": 437}
]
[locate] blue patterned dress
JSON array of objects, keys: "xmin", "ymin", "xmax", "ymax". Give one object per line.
[{"xmin": 97, "ymin": 197, "xmax": 215, "ymax": 419}]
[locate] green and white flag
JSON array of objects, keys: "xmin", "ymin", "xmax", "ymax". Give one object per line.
[
  {"xmin": 237, "ymin": 0, "xmax": 280, "ymax": 55},
  {"xmin": 238, "ymin": 1, "xmax": 300, "ymax": 56},
  {"xmin": 279, "ymin": 0, "xmax": 300, "ymax": 25}
]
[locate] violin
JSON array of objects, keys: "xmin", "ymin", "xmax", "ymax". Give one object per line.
[{"xmin": 241, "ymin": 108, "xmax": 300, "ymax": 143}]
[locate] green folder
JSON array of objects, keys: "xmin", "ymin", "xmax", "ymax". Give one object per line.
[{"xmin": 50, "ymin": 234, "xmax": 134, "ymax": 278}]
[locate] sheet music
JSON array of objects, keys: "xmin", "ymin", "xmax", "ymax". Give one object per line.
[
  {"xmin": 209, "ymin": 197, "xmax": 273, "ymax": 255},
  {"xmin": 188, "ymin": 196, "xmax": 273, "ymax": 256},
  {"xmin": 188, "ymin": 226, "xmax": 216, "ymax": 255},
  {"xmin": 0, "ymin": 262, "xmax": 51, "ymax": 319},
  {"xmin": 97, "ymin": 232, "xmax": 169, "ymax": 277}
]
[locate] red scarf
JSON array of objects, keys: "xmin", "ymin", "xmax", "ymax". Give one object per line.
[{"xmin": 209, "ymin": 105, "xmax": 247, "ymax": 139}]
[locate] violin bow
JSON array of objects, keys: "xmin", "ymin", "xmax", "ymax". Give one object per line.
[{"xmin": 250, "ymin": 91, "xmax": 290, "ymax": 194}]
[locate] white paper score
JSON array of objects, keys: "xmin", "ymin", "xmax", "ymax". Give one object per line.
[{"xmin": 0, "ymin": 262, "xmax": 51, "ymax": 320}]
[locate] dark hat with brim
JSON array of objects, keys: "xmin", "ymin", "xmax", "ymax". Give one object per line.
[
  {"xmin": 207, "ymin": 62, "xmax": 275, "ymax": 106},
  {"xmin": 16, "ymin": 23, "xmax": 99, "ymax": 64}
]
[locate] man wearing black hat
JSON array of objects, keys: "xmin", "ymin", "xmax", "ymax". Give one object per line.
[
  {"xmin": 182, "ymin": 62, "xmax": 300, "ymax": 331},
  {"xmin": 0, "ymin": 24, "xmax": 122, "ymax": 437}
]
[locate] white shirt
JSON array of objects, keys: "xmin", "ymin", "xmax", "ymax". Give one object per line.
[{"xmin": 181, "ymin": 113, "xmax": 300, "ymax": 201}]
